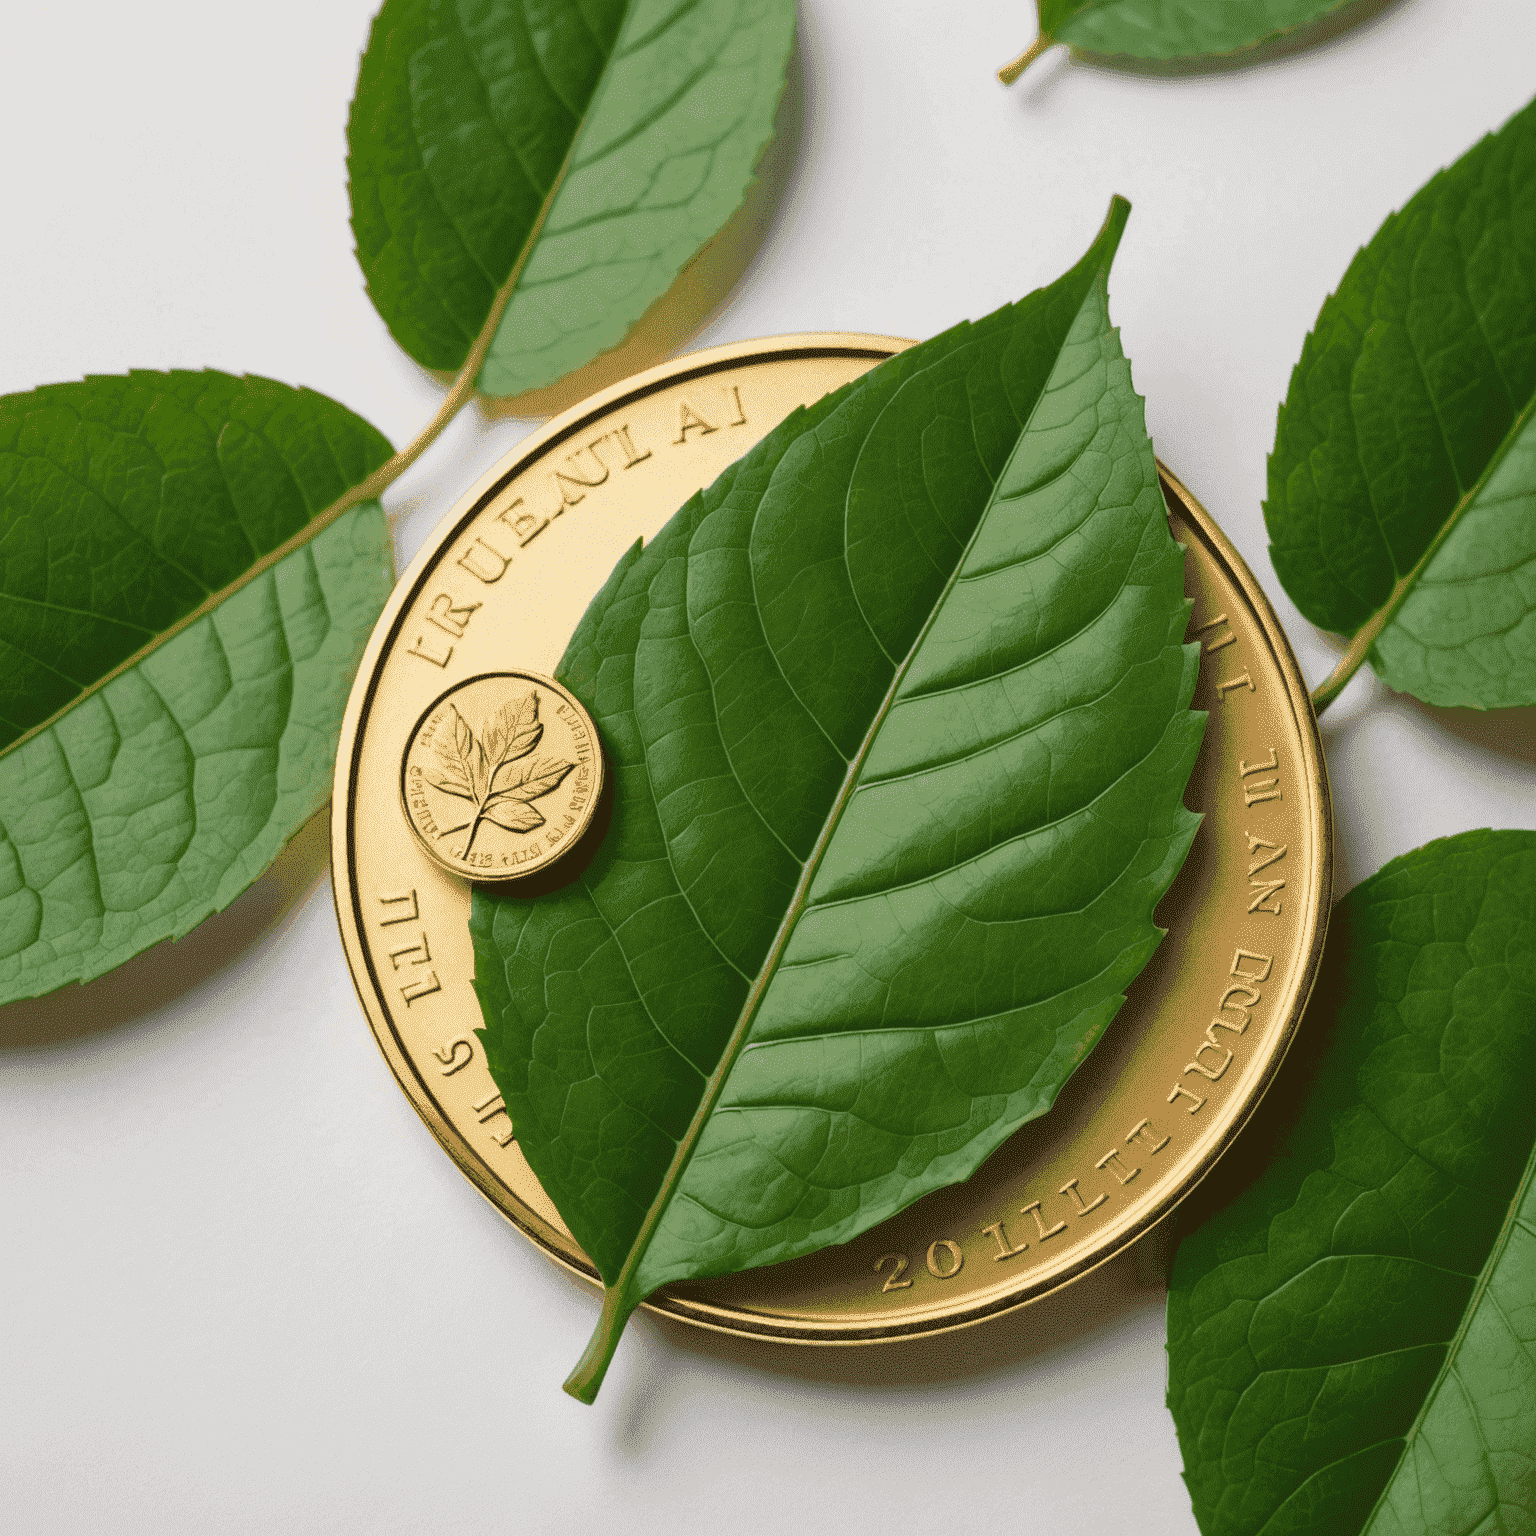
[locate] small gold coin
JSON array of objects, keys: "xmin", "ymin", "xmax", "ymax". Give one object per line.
[{"xmin": 399, "ymin": 671, "xmax": 603, "ymax": 883}]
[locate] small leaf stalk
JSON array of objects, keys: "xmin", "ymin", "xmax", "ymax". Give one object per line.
[
  {"xmin": 564, "ymin": 1286, "xmax": 640, "ymax": 1404},
  {"xmin": 1308, "ymin": 631, "xmax": 1374, "ymax": 716},
  {"xmin": 998, "ymin": 34, "xmax": 1055, "ymax": 84}
]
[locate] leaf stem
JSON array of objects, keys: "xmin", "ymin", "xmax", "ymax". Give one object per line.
[
  {"xmin": 1308, "ymin": 381, "xmax": 1536, "ymax": 717},
  {"xmin": 998, "ymin": 34, "xmax": 1055, "ymax": 84},
  {"xmin": 463, "ymin": 813, "xmax": 486, "ymax": 856},
  {"xmin": 1308, "ymin": 626, "xmax": 1377, "ymax": 717},
  {"xmin": 564, "ymin": 1285, "xmax": 637, "ymax": 1404}
]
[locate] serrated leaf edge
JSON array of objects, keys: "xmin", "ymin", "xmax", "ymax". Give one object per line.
[{"xmin": 563, "ymin": 195, "xmax": 1136, "ymax": 1403}]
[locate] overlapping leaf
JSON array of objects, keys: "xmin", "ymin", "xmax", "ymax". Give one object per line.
[
  {"xmin": 0, "ymin": 371, "xmax": 395, "ymax": 1002},
  {"xmin": 347, "ymin": 0, "xmax": 796, "ymax": 400},
  {"xmin": 1268, "ymin": 93, "xmax": 1536, "ymax": 711},
  {"xmin": 1001, "ymin": 0, "xmax": 1368, "ymax": 82},
  {"xmin": 1168, "ymin": 828, "xmax": 1536, "ymax": 1535},
  {"xmin": 471, "ymin": 200, "xmax": 1207, "ymax": 1400}
]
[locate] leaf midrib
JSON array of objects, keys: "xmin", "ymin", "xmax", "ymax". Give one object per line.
[
  {"xmin": 0, "ymin": 5, "xmax": 620, "ymax": 769},
  {"xmin": 1311, "ymin": 378, "xmax": 1536, "ymax": 712},
  {"xmin": 1355, "ymin": 1141, "xmax": 1536, "ymax": 1535},
  {"xmin": 603, "ymin": 284, "xmax": 1099, "ymax": 1313},
  {"xmin": 0, "ymin": 485, "xmax": 375, "ymax": 765},
  {"xmin": 800, "ymin": 676, "xmax": 1176, "ymax": 916}
]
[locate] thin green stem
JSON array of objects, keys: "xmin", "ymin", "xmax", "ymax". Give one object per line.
[
  {"xmin": 564, "ymin": 1285, "xmax": 637, "ymax": 1404},
  {"xmin": 1309, "ymin": 625, "xmax": 1378, "ymax": 717},
  {"xmin": 998, "ymin": 33, "xmax": 1055, "ymax": 84}
]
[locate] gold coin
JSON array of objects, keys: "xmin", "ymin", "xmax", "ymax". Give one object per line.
[
  {"xmin": 399, "ymin": 672, "xmax": 603, "ymax": 883},
  {"xmin": 332, "ymin": 334, "xmax": 1331, "ymax": 1345}
]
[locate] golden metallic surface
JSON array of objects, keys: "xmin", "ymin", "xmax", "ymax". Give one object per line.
[
  {"xmin": 332, "ymin": 334, "xmax": 1332, "ymax": 1344},
  {"xmin": 399, "ymin": 671, "xmax": 602, "ymax": 883}
]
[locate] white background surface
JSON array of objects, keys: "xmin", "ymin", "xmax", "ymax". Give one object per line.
[{"xmin": 5, "ymin": 2, "xmax": 1536, "ymax": 1531}]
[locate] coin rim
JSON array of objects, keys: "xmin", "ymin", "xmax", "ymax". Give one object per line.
[
  {"xmin": 331, "ymin": 333, "xmax": 1333, "ymax": 1346},
  {"xmin": 398, "ymin": 670, "xmax": 605, "ymax": 884}
]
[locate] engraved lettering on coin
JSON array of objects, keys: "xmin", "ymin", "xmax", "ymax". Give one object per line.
[
  {"xmin": 376, "ymin": 889, "xmax": 420, "ymax": 925},
  {"xmin": 1239, "ymin": 746, "xmax": 1282, "ymax": 806},
  {"xmin": 1125, "ymin": 1117, "xmax": 1171, "ymax": 1155},
  {"xmin": 471, "ymin": 1089, "xmax": 515, "ymax": 1147},
  {"xmin": 1021, "ymin": 1199, "xmax": 1068, "ymax": 1242},
  {"xmin": 1060, "ymin": 1177, "xmax": 1106, "ymax": 1217},
  {"xmin": 981, "ymin": 1219, "xmax": 1030, "ymax": 1262},
  {"xmin": 1245, "ymin": 831, "xmax": 1288, "ymax": 922},
  {"xmin": 925, "ymin": 1240, "xmax": 964, "ymax": 1280},
  {"xmin": 433, "ymin": 1037, "xmax": 474, "ymax": 1076},
  {"xmin": 400, "ymin": 671, "xmax": 603, "ymax": 882},
  {"xmin": 1192, "ymin": 610, "xmax": 1237, "ymax": 655}
]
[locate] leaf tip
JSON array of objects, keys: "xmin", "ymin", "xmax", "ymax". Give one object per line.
[
  {"xmin": 1099, "ymin": 194, "xmax": 1133, "ymax": 258},
  {"xmin": 1068, "ymin": 197, "xmax": 1132, "ymax": 294}
]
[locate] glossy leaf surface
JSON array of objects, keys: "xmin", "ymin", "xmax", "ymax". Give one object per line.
[
  {"xmin": 1168, "ymin": 829, "xmax": 1536, "ymax": 1536},
  {"xmin": 348, "ymin": 0, "xmax": 795, "ymax": 400},
  {"xmin": 1268, "ymin": 94, "xmax": 1536, "ymax": 709},
  {"xmin": 0, "ymin": 371, "xmax": 395, "ymax": 1001},
  {"xmin": 1007, "ymin": 0, "xmax": 1362, "ymax": 78},
  {"xmin": 471, "ymin": 201, "xmax": 1206, "ymax": 1399}
]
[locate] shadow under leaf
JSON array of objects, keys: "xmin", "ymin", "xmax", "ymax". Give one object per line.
[
  {"xmin": 0, "ymin": 807, "xmax": 332, "ymax": 1050},
  {"xmin": 1405, "ymin": 697, "xmax": 1536, "ymax": 770},
  {"xmin": 637, "ymin": 1222, "xmax": 1172, "ymax": 1396},
  {"xmin": 1166, "ymin": 893, "xmax": 1352, "ymax": 1243},
  {"xmin": 475, "ymin": 42, "xmax": 807, "ymax": 423}
]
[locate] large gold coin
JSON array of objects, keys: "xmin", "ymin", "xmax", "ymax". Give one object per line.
[
  {"xmin": 332, "ymin": 334, "xmax": 1331, "ymax": 1344},
  {"xmin": 399, "ymin": 671, "xmax": 602, "ymax": 882}
]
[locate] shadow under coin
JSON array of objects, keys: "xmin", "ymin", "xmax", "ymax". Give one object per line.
[
  {"xmin": 0, "ymin": 807, "xmax": 332, "ymax": 1050},
  {"xmin": 644, "ymin": 1221, "xmax": 1172, "ymax": 1393},
  {"xmin": 471, "ymin": 767, "xmax": 616, "ymax": 902},
  {"xmin": 478, "ymin": 41, "xmax": 807, "ymax": 422}
]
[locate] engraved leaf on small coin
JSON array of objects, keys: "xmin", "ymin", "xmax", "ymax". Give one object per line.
[{"xmin": 425, "ymin": 691, "xmax": 574, "ymax": 852}]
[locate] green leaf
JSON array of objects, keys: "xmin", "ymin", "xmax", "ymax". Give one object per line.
[
  {"xmin": 470, "ymin": 198, "xmax": 1207, "ymax": 1400},
  {"xmin": 1267, "ymin": 94, "xmax": 1536, "ymax": 713},
  {"xmin": 0, "ymin": 370, "xmax": 395, "ymax": 1002},
  {"xmin": 347, "ymin": 0, "xmax": 796, "ymax": 400},
  {"xmin": 1001, "ymin": 0, "xmax": 1364, "ymax": 81},
  {"xmin": 1167, "ymin": 829, "xmax": 1536, "ymax": 1536}
]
